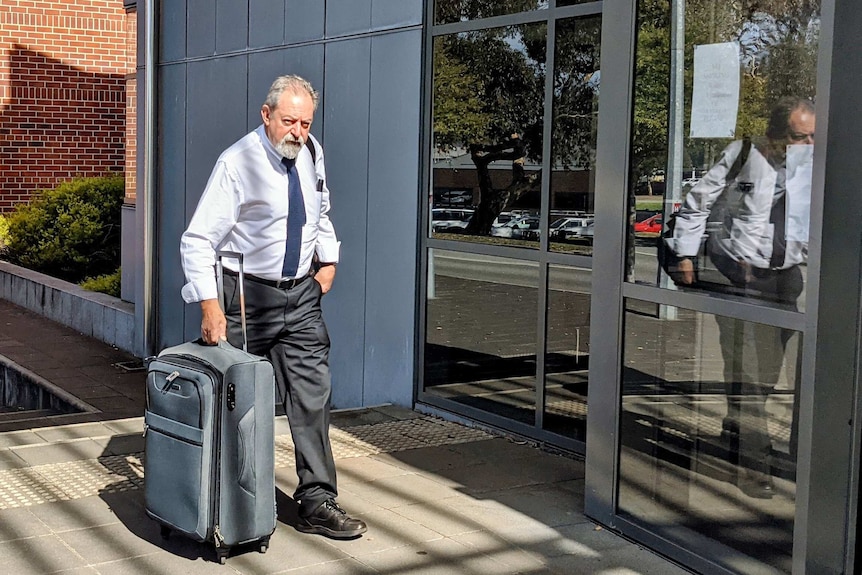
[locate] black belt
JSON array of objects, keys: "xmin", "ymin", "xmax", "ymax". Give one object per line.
[{"xmin": 224, "ymin": 267, "xmax": 311, "ymax": 289}]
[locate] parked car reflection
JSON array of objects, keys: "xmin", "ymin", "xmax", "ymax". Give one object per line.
[
  {"xmin": 431, "ymin": 208, "xmax": 474, "ymax": 233},
  {"xmin": 550, "ymin": 216, "xmax": 594, "ymax": 243}
]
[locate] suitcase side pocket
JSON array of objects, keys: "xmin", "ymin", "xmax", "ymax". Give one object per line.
[
  {"xmin": 144, "ymin": 361, "xmax": 216, "ymax": 542},
  {"xmin": 144, "ymin": 414, "xmax": 207, "ymax": 539},
  {"xmin": 236, "ymin": 406, "xmax": 256, "ymax": 495}
]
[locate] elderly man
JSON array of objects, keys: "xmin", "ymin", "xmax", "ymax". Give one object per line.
[
  {"xmin": 671, "ymin": 96, "xmax": 815, "ymax": 498},
  {"xmin": 180, "ymin": 75, "xmax": 367, "ymax": 538}
]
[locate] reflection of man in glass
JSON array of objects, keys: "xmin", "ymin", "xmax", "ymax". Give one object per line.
[{"xmin": 670, "ymin": 97, "xmax": 815, "ymax": 498}]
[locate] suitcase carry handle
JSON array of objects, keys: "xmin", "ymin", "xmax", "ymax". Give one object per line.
[{"xmin": 215, "ymin": 250, "xmax": 248, "ymax": 352}]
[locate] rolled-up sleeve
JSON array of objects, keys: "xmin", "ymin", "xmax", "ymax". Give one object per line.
[{"xmin": 180, "ymin": 161, "xmax": 243, "ymax": 302}]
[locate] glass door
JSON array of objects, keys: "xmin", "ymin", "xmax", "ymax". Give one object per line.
[
  {"xmin": 587, "ymin": 1, "xmax": 822, "ymax": 573},
  {"xmin": 421, "ymin": 1, "xmax": 603, "ymax": 451}
]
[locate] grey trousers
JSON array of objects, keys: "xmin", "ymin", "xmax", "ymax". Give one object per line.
[
  {"xmin": 717, "ymin": 264, "xmax": 803, "ymax": 475},
  {"xmin": 223, "ymin": 272, "xmax": 337, "ymax": 517}
]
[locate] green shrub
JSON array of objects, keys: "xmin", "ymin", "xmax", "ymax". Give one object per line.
[
  {"xmin": 0, "ymin": 215, "xmax": 8, "ymax": 250},
  {"xmin": 2, "ymin": 176, "xmax": 124, "ymax": 283},
  {"xmin": 80, "ymin": 268, "xmax": 122, "ymax": 298}
]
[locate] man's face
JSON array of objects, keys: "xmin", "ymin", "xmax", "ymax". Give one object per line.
[
  {"xmin": 261, "ymin": 89, "xmax": 314, "ymax": 159},
  {"xmin": 784, "ymin": 107, "xmax": 815, "ymax": 147}
]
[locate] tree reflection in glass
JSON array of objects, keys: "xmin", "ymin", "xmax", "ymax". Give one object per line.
[
  {"xmin": 431, "ymin": 24, "xmax": 546, "ymax": 244},
  {"xmin": 431, "ymin": 18, "xmax": 602, "ymax": 250},
  {"xmin": 433, "ymin": 0, "xmax": 548, "ymax": 26}
]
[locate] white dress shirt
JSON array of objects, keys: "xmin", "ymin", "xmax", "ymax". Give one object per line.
[
  {"xmin": 180, "ymin": 125, "xmax": 340, "ymax": 303},
  {"xmin": 671, "ymin": 139, "xmax": 808, "ymax": 270}
]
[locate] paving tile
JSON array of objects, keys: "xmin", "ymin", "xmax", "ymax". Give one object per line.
[
  {"xmin": 11, "ymin": 439, "xmax": 106, "ymax": 466},
  {"xmin": 545, "ymin": 543, "xmax": 693, "ymax": 575},
  {"xmin": 370, "ymin": 444, "xmax": 486, "ymax": 474},
  {"xmin": 433, "ymin": 459, "xmax": 541, "ymax": 494},
  {"xmin": 445, "ymin": 437, "xmax": 544, "ymax": 462},
  {"xmin": 388, "ymin": 500, "xmax": 485, "ymax": 538},
  {"xmin": 104, "ymin": 417, "xmax": 144, "ymax": 434},
  {"xmin": 455, "ymin": 529, "xmax": 555, "ymax": 573},
  {"xmin": 270, "ymin": 557, "xmax": 379, "ymax": 575},
  {"xmin": 26, "ymin": 493, "xmax": 142, "ymax": 533},
  {"xmin": 353, "ymin": 536, "xmax": 510, "ymax": 575},
  {"xmin": 511, "ymin": 521, "xmax": 636, "ymax": 558},
  {"xmin": 93, "ymin": 433, "xmax": 144, "ymax": 456},
  {"xmin": 56, "ymin": 522, "xmax": 166, "ymax": 564},
  {"xmin": 339, "ymin": 472, "xmax": 462, "ymax": 510},
  {"xmin": 476, "ymin": 481, "xmax": 589, "ymax": 527},
  {"xmin": 437, "ymin": 493, "xmax": 563, "ymax": 535},
  {"xmin": 0, "ymin": 448, "xmax": 29, "ymax": 470},
  {"xmin": 314, "ymin": 507, "xmax": 444, "ymax": 558},
  {"xmin": 0, "ymin": 534, "xmax": 88, "ymax": 573},
  {"xmin": 334, "ymin": 454, "xmax": 414, "ymax": 485},
  {"xmin": 32, "ymin": 422, "xmax": 114, "ymax": 443},
  {"xmin": 0, "ymin": 430, "xmax": 54, "ymax": 449},
  {"xmin": 0, "ymin": 507, "xmax": 52, "ymax": 542},
  {"xmin": 224, "ymin": 524, "xmax": 351, "ymax": 574},
  {"xmin": 89, "ymin": 553, "xmax": 216, "ymax": 575}
]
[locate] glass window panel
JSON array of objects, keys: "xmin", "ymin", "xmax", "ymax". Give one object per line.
[
  {"xmin": 619, "ymin": 300, "xmax": 799, "ymax": 574},
  {"xmin": 556, "ymin": 0, "xmax": 597, "ymax": 6},
  {"xmin": 549, "ymin": 16, "xmax": 601, "ymax": 256},
  {"xmin": 430, "ymin": 24, "xmax": 546, "ymax": 249},
  {"xmin": 424, "ymin": 249, "xmax": 539, "ymax": 425},
  {"xmin": 543, "ymin": 264, "xmax": 590, "ymax": 441},
  {"xmin": 627, "ymin": 1, "xmax": 820, "ymax": 315},
  {"xmin": 433, "ymin": 0, "xmax": 548, "ymax": 26}
]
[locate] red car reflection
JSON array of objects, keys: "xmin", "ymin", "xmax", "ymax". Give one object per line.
[{"xmin": 634, "ymin": 213, "xmax": 662, "ymax": 234}]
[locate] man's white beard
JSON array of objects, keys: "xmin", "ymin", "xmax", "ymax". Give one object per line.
[{"xmin": 277, "ymin": 135, "xmax": 303, "ymax": 159}]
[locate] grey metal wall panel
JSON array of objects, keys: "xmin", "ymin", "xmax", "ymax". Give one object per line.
[
  {"xmin": 326, "ymin": 0, "xmax": 372, "ymax": 37},
  {"xmin": 160, "ymin": 0, "xmax": 188, "ymax": 63},
  {"xmin": 372, "ymin": 0, "xmax": 423, "ymax": 29},
  {"xmin": 182, "ymin": 56, "xmax": 249, "ymax": 341},
  {"xmin": 216, "ymin": 0, "xmax": 248, "ymax": 53},
  {"xmin": 247, "ymin": 46, "xmax": 326, "ymax": 134},
  {"xmin": 364, "ymin": 30, "xmax": 421, "ymax": 407},
  {"xmin": 249, "ymin": 0, "xmax": 285, "ymax": 49},
  {"xmin": 157, "ymin": 64, "xmax": 188, "ymax": 348},
  {"xmin": 322, "ymin": 38, "xmax": 372, "ymax": 408},
  {"xmin": 247, "ymin": 50, "xmax": 284, "ymax": 130},
  {"xmin": 186, "ymin": 0, "xmax": 216, "ymax": 57},
  {"xmin": 286, "ymin": 0, "xmax": 325, "ymax": 44}
]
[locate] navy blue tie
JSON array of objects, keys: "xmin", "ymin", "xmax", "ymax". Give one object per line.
[{"xmin": 281, "ymin": 158, "xmax": 305, "ymax": 277}]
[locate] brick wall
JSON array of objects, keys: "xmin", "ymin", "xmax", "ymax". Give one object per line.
[{"xmin": 0, "ymin": 1, "xmax": 136, "ymax": 213}]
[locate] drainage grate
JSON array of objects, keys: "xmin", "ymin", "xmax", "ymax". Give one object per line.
[{"xmin": 0, "ymin": 416, "xmax": 493, "ymax": 509}]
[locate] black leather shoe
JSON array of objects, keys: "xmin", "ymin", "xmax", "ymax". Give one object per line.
[
  {"xmin": 297, "ymin": 499, "xmax": 367, "ymax": 539},
  {"xmin": 738, "ymin": 472, "xmax": 774, "ymax": 499}
]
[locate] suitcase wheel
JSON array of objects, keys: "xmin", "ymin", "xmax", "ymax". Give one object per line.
[
  {"xmin": 216, "ymin": 548, "xmax": 229, "ymax": 564},
  {"xmin": 160, "ymin": 526, "xmax": 171, "ymax": 540},
  {"xmin": 258, "ymin": 537, "xmax": 270, "ymax": 554}
]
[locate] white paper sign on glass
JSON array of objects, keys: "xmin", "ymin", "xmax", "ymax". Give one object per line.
[
  {"xmin": 690, "ymin": 43, "xmax": 741, "ymax": 139},
  {"xmin": 786, "ymin": 144, "xmax": 813, "ymax": 243}
]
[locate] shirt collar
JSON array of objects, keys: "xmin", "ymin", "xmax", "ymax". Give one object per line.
[{"xmin": 255, "ymin": 125, "xmax": 285, "ymax": 166}]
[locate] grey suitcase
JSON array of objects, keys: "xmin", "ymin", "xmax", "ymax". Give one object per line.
[{"xmin": 144, "ymin": 252, "xmax": 276, "ymax": 564}]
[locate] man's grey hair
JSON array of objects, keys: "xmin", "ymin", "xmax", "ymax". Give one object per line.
[
  {"xmin": 264, "ymin": 75, "xmax": 319, "ymax": 111},
  {"xmin": 766, "ymin": 96, "xmax": 815, "ymax": 141}
]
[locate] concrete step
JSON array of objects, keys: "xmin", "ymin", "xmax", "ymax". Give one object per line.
[{"xmin": 0, "ymin": 408, "xmax": 61, "ymax": 423}]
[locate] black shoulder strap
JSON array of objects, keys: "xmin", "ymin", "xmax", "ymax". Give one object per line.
[
  {"xmin": 726, "ymin": 138, "xmax": 751, "ymax": 183},
  {"xmin": 305, "ymin": 138, "xmax": 317, "ymax": 164}
]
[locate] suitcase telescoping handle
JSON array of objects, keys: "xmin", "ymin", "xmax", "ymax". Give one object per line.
[{"xmin": 215, "ymin": 250, "xmax": 248, "ymax": 352}]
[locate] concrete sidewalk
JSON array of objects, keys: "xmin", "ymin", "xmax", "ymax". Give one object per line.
[{"xmin": 0, "ymin": 299, "xmax": 690, "ymax": 574}]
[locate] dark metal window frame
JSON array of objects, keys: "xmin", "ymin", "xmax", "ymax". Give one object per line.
[{"xmin": 417, "ymin": 1, "xmax": 604, "ymax": 453}]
